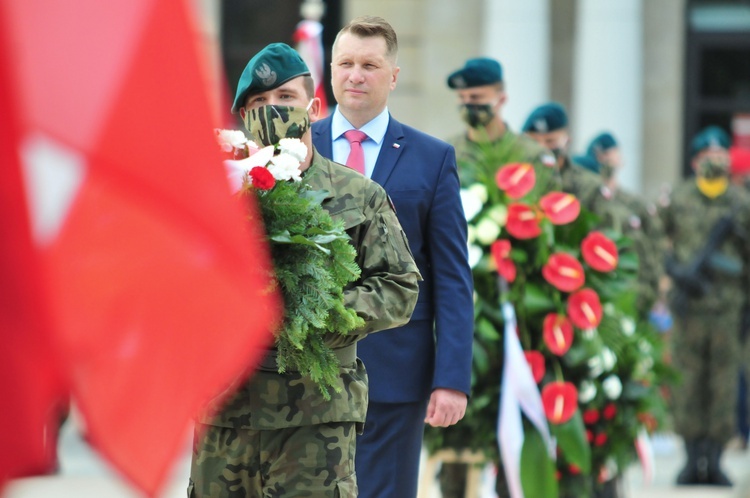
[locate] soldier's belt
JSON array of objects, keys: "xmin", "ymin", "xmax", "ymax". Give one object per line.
[{"xmin": 257, "ymin": 344, "xmax": 357, "ymax": 373}]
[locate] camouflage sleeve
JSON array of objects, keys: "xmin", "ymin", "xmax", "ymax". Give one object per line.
[{"xmin": 344, "ymin": 185, "xmax": 421, "ymax": 336}]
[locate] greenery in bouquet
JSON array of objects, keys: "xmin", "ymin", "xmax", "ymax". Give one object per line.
[
  {"xmin": 424, "ymin": 138, "xmax": 673, "ymax": 497},
  {"xmin": 216, "ymin": 129, "xmax": 365, "ymax": 400}
]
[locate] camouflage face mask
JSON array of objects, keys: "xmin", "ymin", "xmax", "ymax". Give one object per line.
[
  {"xmin": 459, "ymin": 103, "xmax": 495, "ymax": 129},
  {"xmin": 244, "ymin": 102, "xmax": 311, "ymax": 146},
  {"xmin": 696, "ymin": 156, "xmax": 730, "ymax": 180}
]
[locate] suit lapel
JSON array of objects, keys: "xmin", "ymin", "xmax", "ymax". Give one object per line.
[
  {"xmin": 312, "ymin": 116, "xmax": 333, "ymax": 158},
  {"xmin": 372, "ymin": 118, "xmax": 405, "ymax": 187}
]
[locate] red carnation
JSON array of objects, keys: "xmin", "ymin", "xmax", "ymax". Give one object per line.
[
  {"xmin": 581, "ymin": 231, "xmax": 619, "ymax": 272},
  {"xmin": 568, "ymin": 464, "xmax": 582, "ymax": 475},
  {"xmin": 583, "ymin": 408, "xmax": 600, "ymax": 425},
  {"xmin": 594, "ymin": 433, "xmax": 608, "ymax": 447},
  {"xmin": 542, "ymin": 253, "xmax": 585, "ymax": 292},
  {"xmin": 524, "ymin": 350, "xmax": 546, "ymax": 383},
  {"xmin": 603, "ymin": 403, "xmax": 617, "ymax": 420},
  {"xmin": 540, "ymin": 192, "xmax": 580, "ymax": 225},
  {"xmin": 542, "ymin": 381, "xmax": 578, "ymax": 424},
  {"xmin": 506, "ymin": 203, "xmax": 542, "ymax": 239},
  {"xmin": 491, "ymin": 239, "xmax": 516, "ymax": 283},
  {"xmin": 542, "ymin": 313, "xmax": 574, "ymax": 356},
  {"xmin": 249, "ymin": 166, "xmax": 275, "ymax": 190},
  {"xmin": 496, "ymin": 162, "xmax": 536, "ymax": 199},
  {"xmin": 567, "ymin": 288, "xmax": 603, "ymax": 329}
]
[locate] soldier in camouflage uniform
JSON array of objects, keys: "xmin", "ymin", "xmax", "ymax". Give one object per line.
[
  {"xmin": 661, "ymin": 126, "xmax": 750, "ymax": 487},
  {"xmin": 188, "ymin": 43, "xmax": 421, "ymax": 498}
]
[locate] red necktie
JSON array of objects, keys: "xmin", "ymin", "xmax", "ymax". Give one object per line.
[{"xmin": 344, "ymin": 129, "xmax": 368, "ymax": 174}]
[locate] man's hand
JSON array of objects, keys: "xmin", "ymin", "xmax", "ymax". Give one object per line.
[{"xmin": 424, "ymin": 388, "xmax": 467, "ymax": 427}]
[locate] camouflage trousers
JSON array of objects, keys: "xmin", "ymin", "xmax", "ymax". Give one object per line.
[
  {"xmin": 671, "ymin": 312, "xmax": 740, "ymax": 443},
  {"xmin": 188, "ymin": 422, "xmax": 358, "ymax": 497}
]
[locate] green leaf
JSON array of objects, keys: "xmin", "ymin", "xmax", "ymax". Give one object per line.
[
  {"xmin": 521, "ymin": 425, "xmax": 559, "ymax": 498},
  {"xmin": 551, "ymin": 410, "xmax": 591, "ymax": 473},
  {"xmin": 522, "ymin": 283, "xmax": 556, "ymax": 315},
  {"xmin": 617, "ymin": 252, "xmax": 639, "ymax": 271},
  {"xmin": 270, "ymin": 231, "xmax": 331, "ymax": 254}
]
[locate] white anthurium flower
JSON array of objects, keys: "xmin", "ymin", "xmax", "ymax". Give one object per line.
[
  {"xmin": 602, "ymin": 375, "xmax": 623, "ymax": 399},
  {"xmin": 578, "ymin": 380, "xmax": 597, "ymax": 403},
  {"xmin": 486, "ymin": 204, "xmax": 508, "ymax": 226},
  {"xmin": 467, "ymin": 224, "xmax": 477, "ymax": 244},
  {"xmin": 467, "ymin": 244, "xmax": 483, "ymax": 269},
  {"xmin": 459, "ymin": 189, "xmax": 483, "ymax": 221},
  {"xmin": 268, "ymin": 153, "xmax": 303, "ymax": 182},
  {"xmin": 278, "ymin": 138, "xmax": 308, "ymax": 162},
  {"xmin": 216, "ymin": 129, "xmax": 249, "ymax": 151},
  {"xmin": 620, "ymin": 317, "xmax": 636, "ymax": 337},
  {"xmin": 467, "ymin": 183, "xmax": 488, "ymax": 204},
  {"xmin": 601, "ymin": 347, "xmax": 617, "ymax": 372},
  {"xmin": 588, "ymin": 355, "xmax": 604, "ymax": 378},
  {"xmin": 475, "ymin": 217, "xmax": 501, "ymax": 245}
]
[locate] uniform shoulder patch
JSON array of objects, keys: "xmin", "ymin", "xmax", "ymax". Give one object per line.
[{"xmin": 540, "ymin": 153, "xmax": 556, "ymax": 167}]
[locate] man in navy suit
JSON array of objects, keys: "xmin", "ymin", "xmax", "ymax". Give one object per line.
[{"xmin": 312, "ymin": 15, "xmax": 474, "ymax": 498}]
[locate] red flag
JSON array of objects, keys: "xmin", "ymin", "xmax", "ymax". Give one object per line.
[
  {"xmin": 1, "ymin": 0, "xmax": 280, "ymax": 494},
  {"xmin": 294, "ymin": 19, "xmax": 329, "ymax": 117}
]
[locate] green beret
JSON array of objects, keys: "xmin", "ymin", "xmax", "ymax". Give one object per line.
[
  {"xmin": 573, "ymin": 154, "xmax": 601, "ymax": 174},
  {"xmin": 447, "ymin": 57, "xmax": 503, "ymax": 89},
  {"xmin": 587, "ymin": 132, "xmax": 618, "ymax": 157},
  {"xmin": 690, "ymin": 125, "xmax": 731, "ymax": 157},
  {"xmin": 231, "ymin": 43, "xmax": 311, "ymax": 114},
  {"xmin": 522, "ymin": 102, "xmax": 568, "ymax": 133}
]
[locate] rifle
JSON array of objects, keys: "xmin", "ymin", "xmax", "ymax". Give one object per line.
[{"xmin": 666, "ymin": 214, "xmax": 739, "ymax": 311}]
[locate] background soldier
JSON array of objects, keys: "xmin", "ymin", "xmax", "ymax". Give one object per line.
[
  {"xmin": 189, "ymin": 43, "xmax": 421, "ymax": 498},
  {"xmin": 661, "ymin": 125, "xmax": 750, "ymax": 487}
]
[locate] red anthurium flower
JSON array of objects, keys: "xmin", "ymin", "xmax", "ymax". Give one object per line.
[
  {"xmin": 594, "ymin": 433, "xmax": 608, "ymax": 446},
  {"xmin": 542, "ymin": 313, "xmax": 574, "ymax": 356},
  {"xmin": 542, "ymin": 253, "xmax": 585, "ymax": 292},
  {"xmin": 491, "ymin": 239, "xmax": 516, "ymax": 282},
  {"xmin": 249, "ymin": 166, "xmax": 275, "ymax": 190},
  {"xmin": 524, "ymin": 350, "xmax": 546, "ymax": 383},
  {"xmin": 506, "ymin": 203, "xmax": 542, "ymax": 239},
  {"xmin": 496, "ymin": 162, "xmax": 536, "ymax": 199},
  {"xmin": 603, "ymin": 403, "xmax": 617, "ymax": 420},
  {"xmin": 568, "ymin": 464, "xmax": 582, "ymax": 475},
  {"xmin": 583, "ymin": 408, "xmax": 600, "ymax": 425},
  {"xmin": 567, "ymin": 288, "xmax": 603, "ymax": 329},
  {"xmin": 540, "ymin": 192, "xmax": 580, "ymax": 225},
  {"xmin": 542, "ymin": 381, "xmax": 578, "ymax": 424},
  {"xmin": 581, "ymin": 231, "xmax": 619, "ymax": 272}
]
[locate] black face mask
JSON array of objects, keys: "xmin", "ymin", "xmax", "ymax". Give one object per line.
[{"xmin": 459, "ymin": 103, "xmax": 495, "ymax": 129}]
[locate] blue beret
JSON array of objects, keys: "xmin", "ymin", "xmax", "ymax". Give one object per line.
[
  {"xmin": 522, "ymin": 102, "xmax": 568, "ymax": 133},
  {"xmin": 447, "ymin": 57, "xmax": 503, "ymax": 89},
  {"xmin": 231, "ymin": 43, "xmax": 311, "ymax": 114},
  {"xmin": 573, "ymin": 154, "xmax": 601, "ymax": 174},
  {"xmin": 587, "ymin": 132, "xmax": 618, "ymax": 157},
  {"xmin": 690, "ymin": 125, "xmax": 731, "ymax": 157}
]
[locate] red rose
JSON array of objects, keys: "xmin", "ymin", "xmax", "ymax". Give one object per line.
[
  {"xmin": 249, "ymin": 166, "xmax": 275, "ymax": 190},
  {"xmin": 603, "ymin": 403, "xmax": 617, "ymax": 420},
  {"xmin": 567, "ymin": 288, "xmax": 603, "ymax": 329},
  {"xmin": 594, "ymin": 432, "xmax": 608, "ymax": 446},
  {"xmin": 506, "ymin": 203, "xmax": 542, "ymax": 239},
  {"xmin": 568, "ymin": 463, "xmax": 582, "ymax": 475},
  {"xmin": 581, "ymin": 231, "xmax": 618, "ymax": 272},
  {"xmin": 491, "ymin": 239, "xmax": 516, "ymax": 282},
  {"xmin": 539, "ymin": 192, "xmax": 580, "ymax": 225},
  {"xmin": 583, "ymin": 408, "xmax": 600, "ymax": 425},
  {"xmin": 542, "ymin": 381, "xmax": 578, "ymax": 424},
  {"xmin": 524, "ymin": 350, "xmax": 546, "ymax": 383},
  {"xmin": 542, "ymin": 253, "xmax": 585, "ymax": 292},
  {"xmin": 542, "ymin": 313, "xmax": 574, "ymax": 356},
  {"xmin": 495, "ymin": 162, "xmax": 536, "ymax": 199}
]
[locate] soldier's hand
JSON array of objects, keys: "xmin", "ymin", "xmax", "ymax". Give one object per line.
[{"xmin": 424, "ymin": 388, "xmax": 467, "ymax": 427}]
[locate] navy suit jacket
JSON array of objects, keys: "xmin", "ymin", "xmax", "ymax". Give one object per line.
[{"xmin": 313, "ymin": 115, "xmax": 474, "ymax": 402}]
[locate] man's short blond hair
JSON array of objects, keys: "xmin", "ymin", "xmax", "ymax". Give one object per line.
[{"xmin": 334, "ymin": 15, "xmax": 398, "ymax": 62}]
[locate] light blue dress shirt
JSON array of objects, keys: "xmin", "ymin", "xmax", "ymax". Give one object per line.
[{"xmin": 330, "ymin": 106, "xmax": 390, "ymax": 179}]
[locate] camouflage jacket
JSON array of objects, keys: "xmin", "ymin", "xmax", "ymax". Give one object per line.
[
  {"xmin": 200, "ymin": 149, "xmax": 421, "ymax": 430},
  {"xmin": 560, "ymin": 157, "xmax": 603, "ymax": 212},
  {"xmin": 661, "ymin": 180, "xmax": 750, "ymax": 312}
]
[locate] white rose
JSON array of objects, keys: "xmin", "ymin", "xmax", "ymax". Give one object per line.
[
  {"xmin": 460, "ymin": 189, "xmax": 483, "ymax": 221},
  {"xmin": 601, "ymin": 347, "xmax": 617, "ymax": 372},
  {"xmin": 588, "ymin": 355, "xmax": 604, "ymax": 378},
  {"xmin": 278, "ymin": 138, "xmax": 308, "ymax": 162},
  {"xmin": 468, "ymin": 244, "xmax": 483, "ymax": 269},
  {"xmin": 486, "ymin": 205, "xmax": 508, "ymax": 226},
  {"xmin": 475, "ymin": 218, "xmax": 501, "ymax": 245},
  {"xmin": 268, "ymin": 153, "xmax": 302, "ymax": 182},
  {"xmin": 468, "ymin": 183, "xmax": 488, "ymax": 204},
  {"xmin": 620, "ymin": 317, "xmax": 636, "ymax": 337},
  {"xmin": 602, "ymin": 375, "xmax": 623, "ymax": 399},
  {"xmin": 578, "ymin": 380, "xmax": 597, "ymax": 403}
]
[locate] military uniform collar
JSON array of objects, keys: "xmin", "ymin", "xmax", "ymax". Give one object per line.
[{"xmin": 302, "ymin": 148, "xmax": 335, "ymax": 201}]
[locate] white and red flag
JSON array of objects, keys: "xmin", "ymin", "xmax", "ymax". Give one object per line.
[
  {"xmin": 0, "ymin": 0, "xmax": 280, "ymax": 494},
  {"xmin": 294, "ymin": 19, "xmax": 329, "ymax": 117}
]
